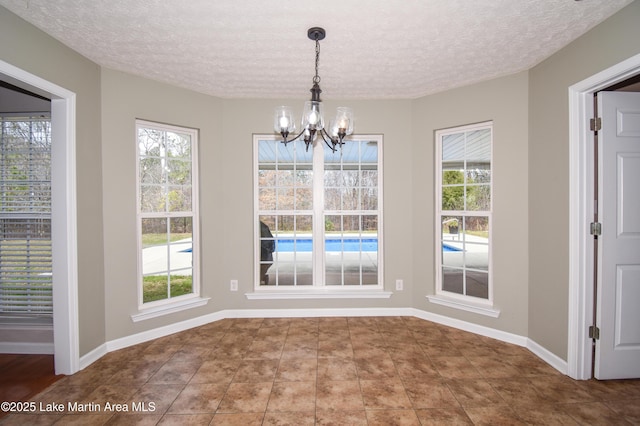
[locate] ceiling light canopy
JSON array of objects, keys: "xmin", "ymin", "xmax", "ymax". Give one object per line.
[{"xmin": 274, "ymin": 27, "xmax": 354, "ymax": 152}]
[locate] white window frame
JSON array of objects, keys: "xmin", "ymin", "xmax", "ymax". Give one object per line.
[
  {"xmin": 133, "ymin": 120, "xmax": 206, "ymax": 320},
  {"xmin": 249, "ymin": 134, "xmax": 390, "ymax": 299},
  {"xmin": 430, "ymin": 121, "xmax": 499, "ymax": 317}
]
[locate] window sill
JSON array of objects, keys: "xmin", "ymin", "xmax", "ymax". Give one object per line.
[
  {"xmin": 131, "ymin": 296, "xmax": 210, "ymax": 322},
  {"xmin": 426, "ymin": 294, "xmax": 500, "ymax": 318},
  {"xmin": 246, "ymin": 288, "xmax": 393, "ymax": 300}
]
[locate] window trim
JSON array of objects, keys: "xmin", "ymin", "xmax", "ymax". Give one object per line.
[
  {"xmin": 433, "ymin": 121, "xmax": 496, "ymax": 313},
  {"xmin": 252, "ymin": 133, "xmax": 385, "ymax": 293},
  {"xmin": 134, "ymin": 119, "xmax": 203, "ymax": 314}
]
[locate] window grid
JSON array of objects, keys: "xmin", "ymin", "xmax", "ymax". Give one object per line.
[
  {"xmin": 436, "ymin": 122, "xmax": 492, "ymax": 302},
  {"xmin": 256, "ymin": 135, "xmax": 382, "ymax": 289},
  {"xmin": 136, "ymin": 120, "xmax": 199, "ymax": 307}
]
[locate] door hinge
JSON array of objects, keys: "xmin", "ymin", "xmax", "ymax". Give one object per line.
[
  {"xmin": 589, "ymin": 325, "xmax": 600, "ymax": 340},
  {"xmin": 590, "ymin": 222, "xmax": 602, "ymax": 236},
  {"xmin": 590, "ymin": 117, "xmax": 602, "ymax": 132}
]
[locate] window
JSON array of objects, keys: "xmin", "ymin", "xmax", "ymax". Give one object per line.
[
  {"xmin": 0, "ymin": 116, "xmax": 52, "ymax": 318},
  {"xmin": 136, "ymin": 120, "xmax": 199, "ymax": 308},
  {"xmin": 435, "ymin": 122, "xmax": 492, "ymax": 303},
  {"xmin": 255, "ymin": 134, "xmax": 383, "ymax": 290}
]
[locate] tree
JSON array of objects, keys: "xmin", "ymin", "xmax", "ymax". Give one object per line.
[{"xmin": 442, "ymin": 170, "xmax": 464, "ymax": 211}]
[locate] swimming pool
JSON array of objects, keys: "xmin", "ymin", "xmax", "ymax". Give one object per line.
[
  {"xmin": 273, "ymin": 238, "xmax": 462, "ymax": 252},
  {"xmin": 276, "ymin": 238, "xmax": 376, "ymax": 252},
  {"xmin": 180, "ymin": 239, "xmax": 461, "ymax": 253}
]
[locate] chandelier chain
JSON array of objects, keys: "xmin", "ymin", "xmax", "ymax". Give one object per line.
[{"xmin": 313, "ymin": 39, "xmax": 321, "ymax": 84}]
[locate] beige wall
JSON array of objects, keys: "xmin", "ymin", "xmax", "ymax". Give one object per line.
[
  {"xmin": 528, "ymin": 0, "xmax": 640, "ymax": 359},
  {"xmin": 100, "ymin": 68, "xmax": 531, "ymax": 341},
  {"xmin": 101, "ymin": 72, "xmax": 417, "ymax": 339},
  {"xmin": 412, "ymin": 72, "xmax": 530, "ymax": 336},
  {"xmin": 3, "ymin": 0, "xmax": 640, "ymax": 363},
  {"xmin": 101, "ymin": 80, "xmax": 411, "ymax": 341},
  {"xmin": 218, "ymin": 99, "xmax": 415, "ymax": 311},
  {"xmin": 101, "ymin": 69, "xmax": 224, "ymax": 339},
  {"xmin": 0, "ymin": 7, "xmax": 105, "ymax": 356}
]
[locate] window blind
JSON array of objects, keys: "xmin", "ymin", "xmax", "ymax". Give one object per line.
[{"xmin": 0, "ymin": 117, "xmax": 52, "ymax": 317}]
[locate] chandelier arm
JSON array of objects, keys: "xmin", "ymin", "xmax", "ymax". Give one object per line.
[
  {"xmin": 319, "ymin": 129, "xmax": 339, "ymax": 152},
  {"xmin": 280, "ymin": 128, "xmax": 306, "ymax": 145}
]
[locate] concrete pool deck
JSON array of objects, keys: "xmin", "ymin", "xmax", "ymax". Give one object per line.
[
  {"xmin": 142, "ymin": 239, "xmax": 193, "ymax": 276},
  {"xmin": 442, "ymin": 233, "xmax": 489, "ymax": 270},
  {"xmin": 141, "ymin": 234, "xmax": 489, "ymax": 278}
]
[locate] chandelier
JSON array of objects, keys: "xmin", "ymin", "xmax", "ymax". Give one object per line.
[{"xmin": 274, "ymin": 27, "xmax": 354, "ymax": 152}]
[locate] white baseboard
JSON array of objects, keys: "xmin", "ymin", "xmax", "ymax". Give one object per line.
[
  {"xmin": 78, "ymin": 343, "xmax": 107, "ymax": 370},
  {"xmin": 0, "ymin": 342, "xmax": 54, "ymax": 354},
  {"xmin": 527, "ymin": 338, "xmax": 569, "ymax": 375},
  {"xmin": 81, "ymin": 308, "xmax": 412, "ymax": 368},
  {"xmin": 105, "ymin": 311, "xmax": 227, "ymax": 353},
  {"xmin": 411, "ymin": 308, "xmax": 528, "ymax": 347},
  {"xmin": 103, "ymin": 307, "xmax": 408, "ymax": 355},
  {"xmin": 223, "ymin": 307, "xmax": 413, "ymax": 319},
  {"xmin": 77, "ymin": 307, "xmax": 565, "ymax": 377}
]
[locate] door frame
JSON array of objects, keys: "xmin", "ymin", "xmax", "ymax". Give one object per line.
[
  {"xmin": 0, "ymin": 60, "xmax": 79, "ymax": 375},
  {"xmin": 568, "ymin": 53, "xmax": 640, "ymax": 380}
]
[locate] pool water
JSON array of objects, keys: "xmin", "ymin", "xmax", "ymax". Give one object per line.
[
  {"xmin": 276, "ymin": 238, "xmax": 376, "ymax": 252},
  {"xmin": 273, "ymin": 238, "xmax": 461, "ymax": 252},
  {"xmin": 180, "ymin": 239, "xmax": 462, "ymax": 253}
]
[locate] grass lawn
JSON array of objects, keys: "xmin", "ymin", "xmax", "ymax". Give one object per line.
[
  {"xmin": 141, "ymin": 233, "xmax": 191, "ymax": 248},
  {"xmin": 141, "ymin": 233, "xmax": 193, "ymax": 302},
  {"xmin": 142, "ymin": 275, "xmax": 193, "ymax": 303}
]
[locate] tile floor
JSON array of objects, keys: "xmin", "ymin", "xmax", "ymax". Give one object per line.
[{"xmin": 2, "ymin": 316, "xmax": 640, "ymax": 425}]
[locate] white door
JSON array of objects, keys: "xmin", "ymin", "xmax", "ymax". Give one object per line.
[{"xmin": 595, "ymin": 91, "xmax": 640, "ymax": 379}]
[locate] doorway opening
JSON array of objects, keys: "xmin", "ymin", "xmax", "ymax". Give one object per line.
[
  {"xmin": 568, "ymin": 53, "xmax": 640, "ymax": 380},
  {"xmin": 0, "ymin": 60, "xmax": 79, "ymax": 375},
  {"xmin": 0, "ymin": 81, "xmax": 53, "ymax": 351},
  {"xmin": 589, "ymin": 75, "xmax": 640, "ymax": 379}
]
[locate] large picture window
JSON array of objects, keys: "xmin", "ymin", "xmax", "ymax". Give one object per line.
[
  {"xmin": 435, "ymin": 122, "xmax": 492, "ymax": 302},
  {"xmin": 255, "ymin": 134, "xmax": 383, "ymax": 290},
  {"xmin": 0, "ymin": 116, "xmax": 52, "ymax": 318},
  {"xmin": 136, "ymin": 120, "xmax": 199, "ymax": 307}
]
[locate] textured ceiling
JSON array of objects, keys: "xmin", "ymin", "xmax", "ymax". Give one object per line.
[{"xmin": 0, "ymin": 0, "xmax": 633, "ymax": 99}]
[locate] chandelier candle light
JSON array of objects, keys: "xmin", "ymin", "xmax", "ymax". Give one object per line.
[{"xmin": 274, "ymin": 27, "xmax": 354, "ymax": 152}]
